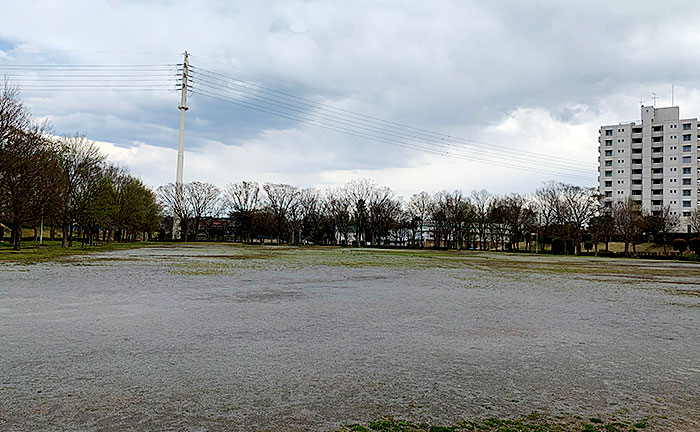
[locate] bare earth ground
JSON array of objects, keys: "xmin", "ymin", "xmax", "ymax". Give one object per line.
[{"xmin": 0, "ymin": 244, "xmax": 698, "ymax": 431}]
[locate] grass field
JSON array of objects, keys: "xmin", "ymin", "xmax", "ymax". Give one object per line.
[
  {"xmin": 2, "ymin": 243, "xmax": 698, "ymax": 431},
  {"xmin": 0, "ymin": 239, "xmax": 159, "ymax": 263}
]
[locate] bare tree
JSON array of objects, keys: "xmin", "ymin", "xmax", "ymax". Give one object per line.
[
  {"xmin": 558, "ymin": 183, "xmax": 600, "ymax": 255},
  {"xmin": 263, "ymin": 183, "xmax": 299, "ymax": 243},
  {"xmin": 223, "ymin": 181, "xmax": 260, "ymax": 242},
  {"xmin": 690, "ymin": 208, "xmax": 700, "ymax": 234},
  {"xmin": 502, "ymin": 194, "xmax": 532, "ymax": 251},
  {"xmin": 612, "ymin": 197, "xmax": 644, "ymax": 256},
  {"xmin": 292, "ymin": 188, "xmax": 323, "ymax": 244},
  {"xmin": 324, "ymin": 188, "xmax": 351, "ymax": 245},
  {"xmin": 589, "ymin": 212, "xmax": 615, "ymax": 254},
  {"xmin": 407, "ymin": 191, "xmax": 433, "ymax": 247},
  {"xmin": 657, "ymin": 205, "xmax": 680, "ymax": 253},
  {"xmin": 187, "ymin": 181, "xmax": 221, "ymax": 241},
  {"xmin": 533, "ymin": 181, "xmax": 563, "ymax": 252},
  {"xmin": 157, "ymin": 182, "xmax": 192, "ymax": 240},
  {"xmin": 345, "ymin": 179, "xmax": 375, "ymax": 247},
  {"xmin": 471, "ymin": 189, "xmax": 491, "ymax": 250},
  {"xmin": 487, "ymin": 196, "xmax": 508, "ymax": 250},
  {"xmin": 430, "ymin": 191, "xmax": 449, "ymax": 248},
  {"xmin": 366, "ymin": 186, "xmax": 401, "ymax": 246}
]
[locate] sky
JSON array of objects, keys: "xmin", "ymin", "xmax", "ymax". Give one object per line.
[{"xmin": 2, "ymin": 0, "xmax": 700, "ymax": 199}]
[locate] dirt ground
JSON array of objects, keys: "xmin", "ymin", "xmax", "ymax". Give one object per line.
[{"xmin": 1, "ymin": 244, "xmax": 698, "ymax": 431}]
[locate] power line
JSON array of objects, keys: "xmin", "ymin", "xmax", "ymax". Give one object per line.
[
  {"xmin": 0, "ymin": 63, "xmax": 180, "ymax": 93},
  {"xmin": 188, "ymin": 69, "xmax": 594, "ymax": 178},
  {"xmin": 191, "ymin": 86, "xmax": 591, "ymax": 180},
  {"xmin": 0, "ymin": 58, "xmax": 596, "ymax": 181},
  {"xmin": 192, "ymin": 55, "xmax": 597, "ymax": 165},
  {"xmin": 192, "ymin": 76, "xmax": 590, "ymax": 175},
  {"xmin": 190, "ymin": 66, "xmax": 595, "ymax": 171}
]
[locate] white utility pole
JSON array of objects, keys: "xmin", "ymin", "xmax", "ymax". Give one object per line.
[{"xmin": 173, "ymin": 51, "xmax": 189, "ymax": 240}]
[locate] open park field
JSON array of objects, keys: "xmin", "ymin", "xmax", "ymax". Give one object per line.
[{"xmin": 1, "ymin": 244, "xmax": 699, "ymax": 431}]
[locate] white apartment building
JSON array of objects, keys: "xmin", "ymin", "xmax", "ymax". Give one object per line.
[{"xmin": 598, "ymin": 105, "xmax": 700, "ymax": 232}]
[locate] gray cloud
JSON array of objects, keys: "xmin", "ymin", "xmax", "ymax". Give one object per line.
[{"xmin": 1, "ymin": 0, "xmax": 699, "ymax": 193}]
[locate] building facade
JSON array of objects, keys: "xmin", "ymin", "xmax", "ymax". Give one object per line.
[{"xmin": 598, "ymin": 105, "xmax": 700, "ymax": 232}]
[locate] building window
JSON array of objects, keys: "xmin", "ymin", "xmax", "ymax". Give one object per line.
[
  {"xmin": 605, "ymin": 170, "xmax": 612, "ymax": 177},
  {"xmin": 605, "ymin": 150, "xmax": 612, "ymax": 156},
  {"xmin": 605, "ymin": 181, "xmax": 612, "ymax": 187},
  {"xmin": 683, "ymin": 123, "xmax": 692, "ymax": 130},
  {"xmin": 683, "ymin": 134, "xmax": 692, "ymax": 141},
  {"xmin": 605, "ymin": 139, "xmax": 613, "ymax": 146},
  {"xmin": 683, "ymin": 167, "xmax": 692, "ymax": 174},
  {"xmin": 683, "ymin": 178, "xmax": 692, "ymax": 185},
  {"xmin": 605, "ymin": 129, "xmax": 613, "ymax": 136},
  {"xmin": 683, "ymin": 201, "xmax": 691, "ymax": 207},
  {"xmin": 683, "ymin": 189, "xmax": 692, "ymax": 196},
  {"xmin": 605, "ymin": 160, "xmax": 612, "ymax": 166},
  {"xmin": 605, "ymin": 191, "xmax": 612, "ymax": 197},
  {"xmin": 683, "ymin": 145, "xmax": 692, "ymax": 152}
]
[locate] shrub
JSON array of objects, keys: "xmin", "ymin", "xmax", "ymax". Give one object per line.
[
  {"xmin": 673, "ymin": 238, "xmax": 687, "ymax": 253},
  {"xmin": 688, "ymin": 237, "xmax": 700, "ymax": 253}
]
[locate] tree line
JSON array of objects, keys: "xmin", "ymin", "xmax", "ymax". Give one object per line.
[
  {"xmin": 5, "ymin": 83, "xmax": 699, "ymax": 255},
  {"xmin": 159, "ymin": 178, "xmax": 700, "ymax": 256},
  {"xmin": 0, "ymin": 84, "xmax": 161, "ymax": 250}
]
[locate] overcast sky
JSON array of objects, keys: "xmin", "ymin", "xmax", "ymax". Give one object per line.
[{"xmin": 2, "ymin": 0, "xmax": 700, "ymax": 199}]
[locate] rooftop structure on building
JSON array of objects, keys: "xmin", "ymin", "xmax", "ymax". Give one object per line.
[{"xmin": 598, "ymin": 105, "xmax": 700, "ymax": 232}]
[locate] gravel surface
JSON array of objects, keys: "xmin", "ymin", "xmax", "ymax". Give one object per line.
[{"xmin": 1, "ymin": 244, "xmax": 699, "ymax": 431}]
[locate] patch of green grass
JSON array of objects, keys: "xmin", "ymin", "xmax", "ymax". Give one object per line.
[
  {"xmin": 337, "ymin": 414, "xmax": 653, "ymax": 432},
  {"xmin": 0, "ymin": 240, "xmax": 159, "ymax": 264}
]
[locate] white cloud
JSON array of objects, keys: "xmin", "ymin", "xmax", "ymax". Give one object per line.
[{"xmin": 2, "ymin": 0, "xmax": 700, "ymax": 196}]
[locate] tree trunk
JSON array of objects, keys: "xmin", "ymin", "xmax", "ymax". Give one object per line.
[
  {"xmin": 662, "ymin": 234, "xmax": 667, "ymax": 253},
  {"xmin": 12, "ymin": 221, "xmax": 21, "ymax": 250},
  {"xmin": 62, "ymin": 225, "xmax": 68, "ymax": 248}
]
